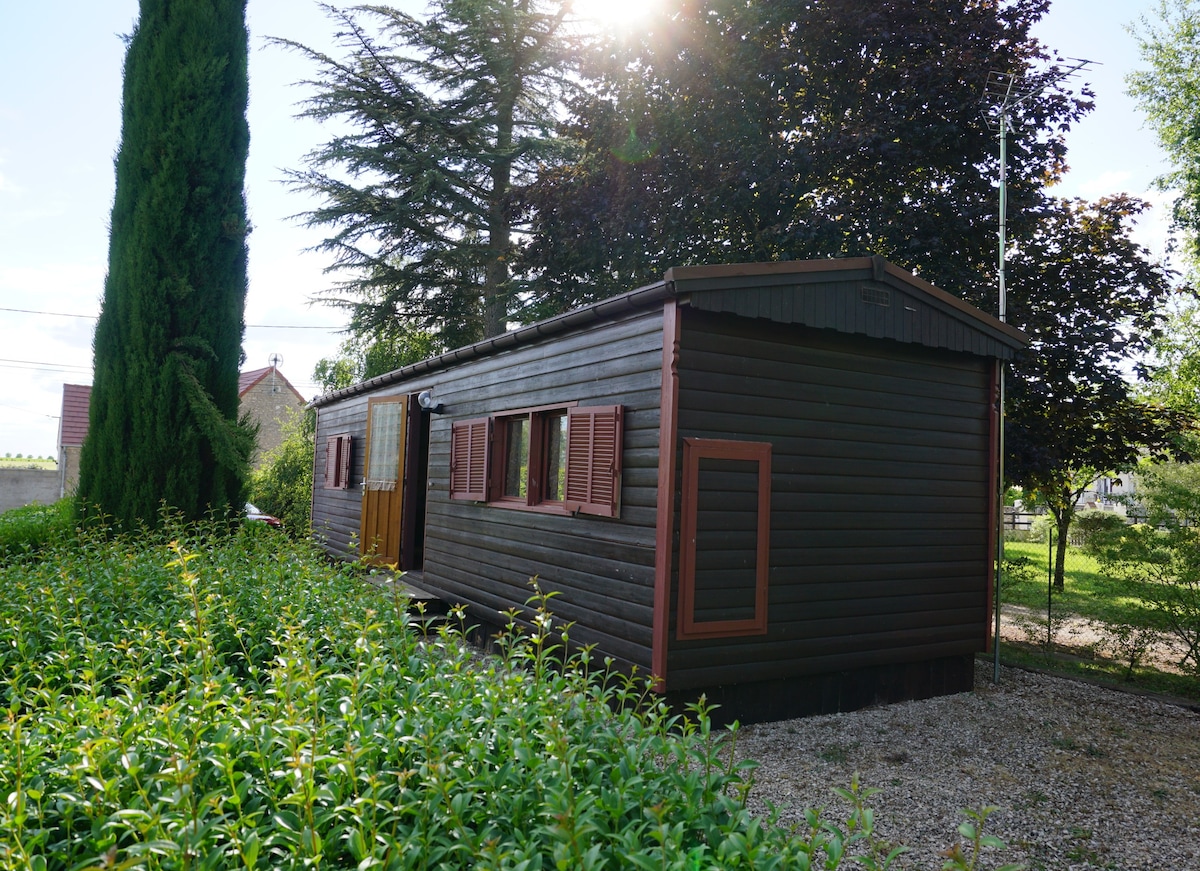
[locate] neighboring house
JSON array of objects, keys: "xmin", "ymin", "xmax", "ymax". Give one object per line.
[
  {"xmin": 309, "ymin": 257, "xmax": 1027, "ymax": 723},
  {"xmin": 1006, "ymin": 474, "xmax": 1138, "ymax": 530},
  {"xmin": 236, "ymin": 366, "xmax": 308, "ymax": 464},
  {"xmin": 1081, "ymin": 473, "xmax": 1135, "ymax": 512},
  {"xmin": 58, "ymin": 365, "xmax": 306, "ymax": 496},
  {"xmin": 57, "ymin": 383, "xmax": 93, "ymax": 499}
]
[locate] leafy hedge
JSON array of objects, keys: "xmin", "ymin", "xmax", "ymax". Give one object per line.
[
  {"xmin": 0, "ymin": 499, "xmax": 75, "ymax": 566},
  {"xmin": 0, "ymin": 522, "xmax": 1012, "ymax": 870},
  {"xmin": 247, "ymin": 409, "xmax": 314, "ymax": 535}
]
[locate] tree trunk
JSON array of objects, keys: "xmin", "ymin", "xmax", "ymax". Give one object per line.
[
  {"xmin": 1053, "ymin": 511, "xmax": 1070, "ymax": 591},
  {"xmin": 484, "ymin": 91, "xmax": 515, "ymax": 340}
]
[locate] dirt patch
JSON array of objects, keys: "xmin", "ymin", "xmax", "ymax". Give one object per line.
[{"xmin": 1000, "ymin": 603, "xmax": 1192, "ymax": 675}]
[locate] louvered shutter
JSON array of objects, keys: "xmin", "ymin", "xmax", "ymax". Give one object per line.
[
  {"xmin": 564, "ymin": 406, "xmax": 623, "ymax": 517},
  {"xmin": 324, "ymin": 434, "xmax": 352, "ymax": 490},
  {"xmin": 450, "ymin": 418, "xmax": 490, "ymax": 501},
  {"xmin": 335, "ymin": 435, "xmax": 351, "ymax": 489}
]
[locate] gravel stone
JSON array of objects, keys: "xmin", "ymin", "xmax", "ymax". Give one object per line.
[{"xmin": 731, "ymin": 660, "xmax": 1200, "ymax": 870}]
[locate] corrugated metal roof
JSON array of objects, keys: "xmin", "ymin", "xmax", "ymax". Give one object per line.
[
  {"xmin": 310, "ymin": 279, "xmax": 673, "ymax": 407},
  {"xmin": 310, "ymin": 257, "xmax": 1029, "ymax": 409}
]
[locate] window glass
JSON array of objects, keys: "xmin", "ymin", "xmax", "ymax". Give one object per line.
[
  {"xmin": 465, "ymin": 404, "xmax": 621, "ymax": 514},
  {"xmin": 503, "ymin": 416, "xmax": 530, "ymax": 498},
  {"xmin": 367, "ymin": 401, "xmax": 402, "ymax": 487},
  {"xmin": 544, "ymin": 412, "xmax": 567, "ymax": 502}
]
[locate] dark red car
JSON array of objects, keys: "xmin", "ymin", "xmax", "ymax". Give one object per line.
[{"xmin": 244, "ymin": 503, "xmax": 283, "ymax": 529}]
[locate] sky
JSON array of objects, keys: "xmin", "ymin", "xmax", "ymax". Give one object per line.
[{"xmin": 0, "ymin": 0, "xmax": 1179, "ymax": 458}]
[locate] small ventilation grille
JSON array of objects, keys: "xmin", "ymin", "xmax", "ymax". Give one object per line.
[{"xmin": 861, "ymin": 286, "xmax": 891, "ymax": 307}]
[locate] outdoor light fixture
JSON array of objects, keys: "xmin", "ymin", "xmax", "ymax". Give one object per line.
[{"xmin": 417, "ymin": 389, "xmax": 444, "ymax": 414}]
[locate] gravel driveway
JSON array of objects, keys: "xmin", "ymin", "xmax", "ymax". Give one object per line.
[{"xmin": 732, "ymin": 660, "xmax": 1200, "ymax": 870}]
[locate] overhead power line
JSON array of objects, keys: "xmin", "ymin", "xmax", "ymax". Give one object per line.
[
  {"xmin": 247, "ymin": 323, "xmax": 338, "ymax": 330},
  {"xmin": 0, "ymin": 357, "xmax": 91, "ymax": 373},
  {"xmin": 0, "ymin": 306, "xmax": 96, "ymax": 320},
  {"xmin": 0, "ymin": 400, "xmax": 59, "ymax": 420},
  {"xmin": 0, "ymin": 306, "xmax": 338, "ymax": 329}
]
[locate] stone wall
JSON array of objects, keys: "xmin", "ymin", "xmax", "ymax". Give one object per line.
[
  {"xmin": 0, "ymin": 468, "xmax": 60, "ymax": 513},
  {"xmin": 60, "ymin": 445, "xmax": 82, "ymax": 498}
]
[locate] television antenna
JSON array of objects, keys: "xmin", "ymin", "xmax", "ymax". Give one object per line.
[
  {"xmin": 268, "ymin": 353, "xmax": 283, "ymax": 393},
  {"xmin": 983, "ymin": 58, "xmax": 1093, "ymax": 683},
  {"xmin": 984, "ymin": 58, "xmax": 1093, "ymax": 322}
]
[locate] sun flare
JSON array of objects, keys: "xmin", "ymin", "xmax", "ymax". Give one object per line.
[{"xmin": 569, "ymin": 0, "xmax": 659, "ymax": 29}]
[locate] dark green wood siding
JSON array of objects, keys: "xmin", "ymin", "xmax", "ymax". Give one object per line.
[
  {"xmin": 312, "ymin": 398, "xmax": 370, "ymax": 554},
  {"xmin": 667, "ymin": 309, "xmax": 992, "ymax": 690},
  {"xmin": 418, "ymin": 309, "xmax": 665, "ymax": 671},
  {"xmin": 688, "ymin": 280, "xmax": 1009, "ymax": 357},
  {"xmin": 309, "ymin": 259, "xmax": 1019, "ymax": 715},
  {"xmin": 671, "ymin": 257, "xmax": 1022, "ymax": 360}
]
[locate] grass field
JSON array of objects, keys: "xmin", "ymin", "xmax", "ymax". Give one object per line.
[
  {"xmin": 0, "ymin": 457, "xmax": 56, "ymax": 470},
  {"xmin": 1002, "ymin": 539, "xmax": 1124, "ymax": 615}
]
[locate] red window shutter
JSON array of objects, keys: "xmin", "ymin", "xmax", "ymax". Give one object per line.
[
  {"xmin": 324, "ymin": 436, "xmax": 338, "ymax": 489},
  {"xmin": 564, "ymin": 405, "xmax": 623, "ymax": 517},
  {"xmin": 324, "ymin": 434, "xmax": 352, "ymax": 490},
  {"xmin": 450, "ymin": 418, "xmax": 490, "ymax": 501},
  {"xmin": 336, "ymin": 435, "xmax": 351, "ymax": 489}
]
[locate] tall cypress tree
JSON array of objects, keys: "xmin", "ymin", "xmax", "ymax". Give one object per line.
[{"xmin": 78, "ymin": 0, "xmax": 254, "ymax": 529}]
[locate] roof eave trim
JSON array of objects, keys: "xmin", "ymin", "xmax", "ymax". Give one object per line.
[
  {"xmin": 880, "ymin": 261, "xmax": 1028, "ymax": 349},
  {"xmin": 309, "ymin": 279, "xmax": 673, "ymax": 408}
]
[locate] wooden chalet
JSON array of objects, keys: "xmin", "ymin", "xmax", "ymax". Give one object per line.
[{"xmin": 309, "ymin": 257, "xmax": 1027, "ymax": 722}]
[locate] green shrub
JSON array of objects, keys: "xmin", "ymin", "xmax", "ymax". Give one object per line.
[
  {"xmin": 1091, "ymin": 465, "xmax": 1200, "ymax": 678},
  {"xmin": 1072, "ymin": 509, "xmax": 1129, "ymax": 553},
  {"xmin": 248, "ymin": 409, "xmax": 314, "ymax": 535},
  {"xmin": 0, "ymin": 499, "xmax": 75, "ymax": 565},
  {"xmin": 0, "ymin": 524, "xmax": 1017, "ymax": 870},
  {"xmin": 1024, "ymin": 513, "xmax": 1055, "ymax": 543}
]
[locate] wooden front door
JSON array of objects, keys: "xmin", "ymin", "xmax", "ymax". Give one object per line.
[{"xmin": 361, "ymin": 395, "xmax": 408, "ymax": 564}]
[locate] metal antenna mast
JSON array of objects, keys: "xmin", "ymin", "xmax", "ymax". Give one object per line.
[
  {"xmin": 983, "ymin": 58, "xmax": 1093, "ymax": 683},
  {"xmin": 268, "ymin": 353, "xmax": 283, "ymax": 394}
]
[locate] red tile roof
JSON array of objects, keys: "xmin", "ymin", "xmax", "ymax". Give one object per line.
[
  {"xmin": 238, "ymin": 366, "xmax": 305, "ymax": 402},
  {"xmin": 238, "ymin": 366, "xmax": 271, "ymax": 394},
  {"xmin": 59, "ymin": 383, "xmax": 92, "ymax": 448}
]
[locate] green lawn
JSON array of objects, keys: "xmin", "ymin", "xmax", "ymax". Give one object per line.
[
  {"xmin": 1001, "ymin": 539, "xmax": 1139, "ymax": 619},
  {"xmin": 998, "ymin": 538, "xmax": 1199, "ymax": 702}
]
